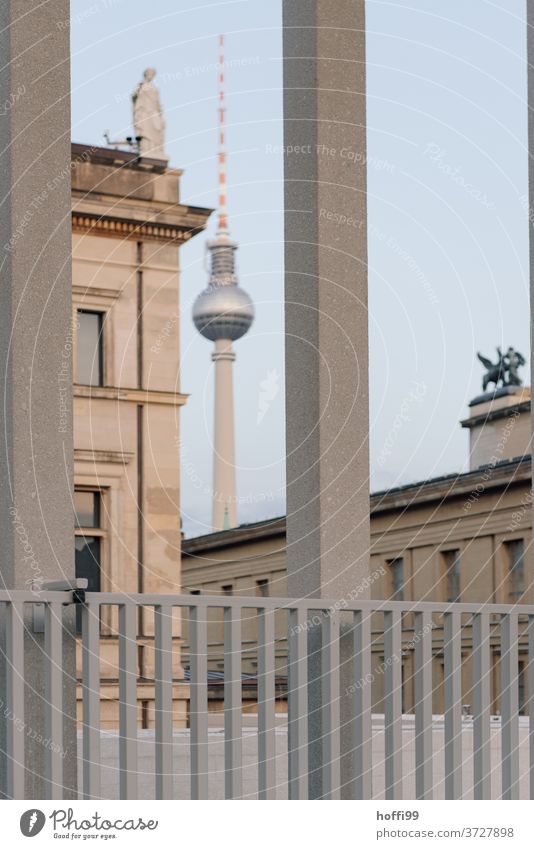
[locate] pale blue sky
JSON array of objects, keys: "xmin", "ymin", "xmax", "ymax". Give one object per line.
[{"xmin": 70, "ymin": 0, "xmax": 531, "ymax": 537}]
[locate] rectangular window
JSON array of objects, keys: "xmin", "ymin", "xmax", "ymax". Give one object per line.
[
  {"xmin": 442, "ymin": 549, "xmax": 461, "ymax": 603},
  {"xmin": 222, "ymin": 584, "xmax": 233, "ymax": 596},
  {"xmin": 75, "ymin": 489, "xmax": 103, "ymax": 633},
  {"xmin": 519, "ymin": 660, "xmax": 526, "ymax": 715},
  {"xmin": 256, "ymin": 579, "xmax": 269, "ymax": 598},
  {"xmin": 387, "ymin": 557, "xmax": 404, "ymax": 601},
  {"xmin": 74, "ymin": 490, "xmax": 100, "ymax": 528},
  {"xmin": 77, "ymin": 309, "xmax": 103, "ymax": 386},
  {"xmin": 506, "ymin": 539, "xmax": 525, "ymax": 600}
]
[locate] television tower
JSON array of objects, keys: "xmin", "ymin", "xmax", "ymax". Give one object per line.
[{"xmin": 192, "ymin": 35, "xmax": 254, "ymax": 531}]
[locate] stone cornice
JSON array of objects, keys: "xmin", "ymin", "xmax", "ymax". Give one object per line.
[
  {"xmin": 74, "ymin": 449, "xmax": 135, "ymax": 465},
  {"xmin": 371, "ymin": 456, "xmax": 531, "ymax": 515},
  {"xmin": 182, "ymin": 457, "xmax": 533, "ymax": 554},
  {"xmin": 71, "ymin": 142, "xmax": 176, "ymax": 174},
  {"xmin": 74, "ymin": 384, "xmax": 189, "ymax": 407},
  {"xmin": 71, "ymin": 209, "xmax": 208, "ymax": 245},
  {"xmin": 182, "ymin": 517, "xmax": 286, "ymax": 556},
  {"xmin": 72, "ymin": 284, "xmax": 121, "ymax": 303},
  {"xmin": 460, "ymin": 400, "xmax": 530, "ymax": 429}
]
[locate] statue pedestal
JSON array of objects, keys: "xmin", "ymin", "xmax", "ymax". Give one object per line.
[{"xmin": 461, "ymin": 386, "xmax": 531, "ymax": 471}]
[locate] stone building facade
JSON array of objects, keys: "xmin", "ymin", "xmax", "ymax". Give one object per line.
[
  {"xmin": 71, "ymin": 143, "xmax": 211, "ymax": 725},
  {"xmin": 182, "ymin": 387, "xmax": 533, "ymax": 715}
]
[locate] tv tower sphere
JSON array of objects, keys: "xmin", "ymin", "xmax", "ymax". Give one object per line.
[{"xmin": 192, "ymin": 237, "xmax": 254, "ymax": 342}]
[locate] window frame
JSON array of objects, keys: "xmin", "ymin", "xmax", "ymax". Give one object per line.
[
  {"xmin": 74, "ymin": 487, "xmax": 107, "ymax": 633},
  {"xmin": 441, "ymin": 548, "xmax": 461, "ymax": 603},
  {"xmin": 387, "ymin": 557, "xmax": 404, "ymax": 602},
  {"xmin": 256, "ymin": 578, "xmax": 269, "ymax": 598},
  {"xmin": 74, "ymin": 489, "xmax": 101, "ymax": 529},
  {"xmin": 74, "ymin": 486, "xmax": 108, "ymax": 584},
  {"xmin": 76, "ymin": 308, "xmax": 105, "ymax": 387},
  {"xmin": 505, "ymin": 538, "xmax": 525, "ymax": 601}
]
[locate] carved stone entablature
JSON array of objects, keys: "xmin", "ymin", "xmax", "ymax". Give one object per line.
[{"xmin": 72, "ymin": 212, "xmax": 198, "ymax": 244}]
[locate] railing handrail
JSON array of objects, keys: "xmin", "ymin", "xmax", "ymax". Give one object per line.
[
  {"xmin": 2, "ymin": 588, "xmax": 534, "ymax": 616},
  {"xmin": 0, "ymin": 590, "xmax": 76, "ymax": 603},
  {"xmin": 84, "ymin": 593, "xmax": 534, "ymax": 615}
]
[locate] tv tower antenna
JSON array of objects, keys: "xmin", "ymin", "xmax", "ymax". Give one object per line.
[
  {"xmin": 192, "ymin": 35, "xmax": 255, "ymax": 531},
  {"xmin": 217, "ymin": 34, "xmax": 228, "ymax": 236}
]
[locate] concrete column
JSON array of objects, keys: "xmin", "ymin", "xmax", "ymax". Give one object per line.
[
  {"xmin": 0, "ymin": 1, "xmax": 77, "ymax": 797},
  {"xmin": 283, "ymin": 0, "xmax": 370, "ymax": 798},
  {"xmin": 528, "ymin": 7, "xmax": 534, "ymax": 550},
  {"xmin": 212, "ymin": 338, "xmax": 237, "ymax": 530}
]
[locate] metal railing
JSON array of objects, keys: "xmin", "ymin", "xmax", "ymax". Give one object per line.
[{"xmin": 1, "ymin": 590, "xmax": 533, "ymax": 800}]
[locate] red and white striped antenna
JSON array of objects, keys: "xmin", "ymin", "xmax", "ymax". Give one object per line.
[{"xmin": 217, "ymin": 34, "xmax": 228, "ymax": 236}]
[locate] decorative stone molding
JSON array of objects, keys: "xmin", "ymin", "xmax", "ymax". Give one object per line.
[
  {"xmin": 72, "ymin": 212, "xmax": 199, "ymax": 244},
  {"xmin": 72, "ymin": 284, "xmax": 122, "ymax": 305},
  {"xmin": 74, "ymin": 384, "xmax": 188, "ymax": 407},
  {"xmin": 74, "ymin": 449, "xmax": 135, "ymax": 466}
]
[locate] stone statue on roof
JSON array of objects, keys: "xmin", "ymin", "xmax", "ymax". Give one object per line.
[
  {"xmin": 505, "ymin": 347, "xmax": 526, "ymax": 386},
  {"xmin": 477, "ymin": 346, "xmax": 525, "ymax": 392},
  {"xmin": 132, "ymin": 68, "xmax": 168, "ymax": 161}
]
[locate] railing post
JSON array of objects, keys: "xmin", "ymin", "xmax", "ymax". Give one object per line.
[
  {"xmin": 414, "ymin": 611, "xmax": 433, "ymax": 800},
  {"xmin": 472, "ymin": 612, "xmax": 491, "ymax": 799},
  {"xmin": 288, "ymin": 608, "xmax": 309, "ymax": 799},
  {"xmin": 321, "ymin": 611, "xmax": 341, "ymax": 798},
  {"xmin": 528, "ymin": 615, "xmax": 534, "ymax": 799},
  {"xmin": 353, "ymin": 610, "xmax": 372, "ymax": 799},
  {"xmin": 190, "ymin": 603, "xmax": 209, "ymax": 800},
  {"xmin": 384, "ymin": 610, "xmax": 403, "ymax": 799},
  {"xmin": 5, "ymin": 603, "xmax": 25, "ymax": 799},
  {"xmin": 154, "ymin": 605, "xmax": 173, "ymax": 800},
  {"xmin": 223, "ymin": 605, "xmax": 242, "ymax": 799},
  {"xmin": 119, "ymin": 603, "xmax": 138, "ymax": 800},
  {"xmin": 81, "ymin": 602, "xmax": 101, "ymax": 800},
  {"xmin": 258, "ymin": 607, "xmax": 277, "ymax": 799},
  {"xmin": 44, "ymin": 603, "xmax": 64, "ymax": 799},
  {"xmin": 444, "ymin": 612, "xmax": 462, "ymax": 799},
  {"xmin": 501, "ymin": 613, "xmax": 519, "ymax": 799}
]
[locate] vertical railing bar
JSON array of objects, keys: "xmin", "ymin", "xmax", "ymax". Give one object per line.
[
  {"xmin": 444, "ymin": 611, "xmax": 462, "ymax": 800},
  {"xmin": 473, "ymin": 612, "xmax": 491, "ymax": 799},
  {"xmin": 258, "ymin": 606, "xmax": 276, "ymax": 799},
  {"xmin": 414, "ymin": 610, "xmax": 433, "ymax": 800},
  {"xmin": 224, "ymin": 605, "xmax": 242, "ymax": 799},
  {"xmin": 528, "ymin": 616, "xmax": 534, "ymax": 799},
  {"xmin": 288, "ymin": 607, "xmax": 308, "ymax": 799},
  {"xmin": 501, "ymin": 613, "xmax": 519, "ymax": 800},
  {"xmin": 155, "ymin": 604, "xmax": 173, "ymax": 800},
  {"xmin": 44, "ymin": 602, "xmax": 63, "ymax": 798},
  {"xmin": 353, "ymin": 610, "xmax": 372, "ymax": 800},
  {"xmin": 82, "ymin": 602, "xmax": 101, "ymax": 800},
  {"xmin": 321, "ymin": 610, "xmax": 341, "ymax": 799},
  {"xmin": 6, "ymin": 601, "xmax": 25, "ymax": 799},
  {"xmin": 119, "ymin": 602, "xmax": 138, "ymax": 800},
  {"xmin": 384, "ymin": 609, "xmax": 403, "ymax": 799},
  {"xmin": 190, "ymin": 603, "xmax": 209, "ymax": 800}
]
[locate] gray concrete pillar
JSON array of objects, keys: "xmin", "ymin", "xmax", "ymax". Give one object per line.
[
  {"xmin": 283, "ymin": 0, "xmax": 370, "ymax": 798},
  {"xmin": 0, "ymin": 1, "xmax": 77, "ymax": 798},
  {"xmin": 528, "ymin": 9, "xmax": 534, "ymax": 550}
]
